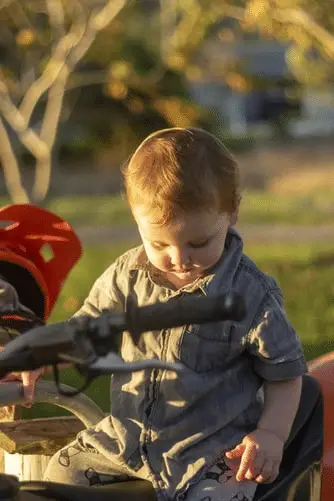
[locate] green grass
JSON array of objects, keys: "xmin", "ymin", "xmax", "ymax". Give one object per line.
[
  {"xmin": 48, "ymin": 241, "xmax": 135, "ymax": 322},
  {"xmin": 240, "ymin": 189, "xmax": 334, "ymax": 225},
  {"xmin": 48, "ymin": 195, "xmax": 134, "ymax": 227},
  {"xmin": 0, "ymin": 195, "xmax": 134, "ymax": 227},
  {"xmin": 21, "ymin": 240, "xmax": 334, "ymax": 419},
  {"xmin": 244, "ymin": 242, "xmax": 334, "ymax": 361},
  {"xmin": 1, "ymin": 190, "xmax": 334, "ymax": 227}
]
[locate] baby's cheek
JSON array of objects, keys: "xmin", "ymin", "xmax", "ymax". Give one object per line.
[
  {"xmin": 159, "ymin": 254, "xmax": 170, "ymax": 270},
  {"xmin": 200, "ymin": 249, "xmax": 222, "ymax": 269},
  {"xmin": 148, "ymin": 250, "xmax": 169, "ymax": 271}
]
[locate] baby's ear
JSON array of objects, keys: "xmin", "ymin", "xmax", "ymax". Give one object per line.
[
  {"xmin": 229, "ymin": 195, "xmax": 241, "ymax": 226},
  {"xmin": 229, "ymin": 211, "xmax": 238, "ymax": 226}
]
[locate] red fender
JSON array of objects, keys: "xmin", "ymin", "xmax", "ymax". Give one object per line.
[
  {"xmin": 309, "ymin": 352, "xmax": 334, "ymax": 501},
  {"xmin": 0, "ymin": 204, "xmax": 82, "ymax": 320}
]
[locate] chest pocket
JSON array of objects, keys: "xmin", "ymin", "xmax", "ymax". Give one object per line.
[{"xmin": 179, "ymin": 321, "xmax": 241, "ymax": 373}]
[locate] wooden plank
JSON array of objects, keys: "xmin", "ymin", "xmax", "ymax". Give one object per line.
[
  {"xmin": 4, "ymin": 453, "xmax": 51, "ymax": 481},
  {"xmin": 0, "ymin": 416, "xmax": 85, "ymax": 455},
  {"xmin": 0, "ymin": 397, "xmax": 21, "ymax": 473},
  {"xmin": 0, "ymin": 407, "xmax": 18, "ymax": 421}
]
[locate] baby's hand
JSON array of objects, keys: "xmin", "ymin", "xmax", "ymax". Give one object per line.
[
  {"xmin": 0, "ymin": 368, "xmax": 44, "ymax": 413},
  {"xmin": 225, "ymin": 428, "xmax": 284, "ymax": 484}
]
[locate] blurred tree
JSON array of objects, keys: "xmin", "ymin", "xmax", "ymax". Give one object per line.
[
  {"xmin": 157, "ymin": 0, "xmax": 334, "ymax": 86},
  {"xmin": 0, "ymin": 0, "xmax": 127, "ymax": 203},
  {"xmin": 0, "ymin": 0, "xmax": 214, "ymax": 203},
  {"xmin": 0, "ymin": 0, "xmax": 333, "ymax": 203},
  {"xmin": 61, "ymin": 19, "xmax": 215, "ymax": 168}
]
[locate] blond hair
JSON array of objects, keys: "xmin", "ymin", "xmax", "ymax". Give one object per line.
[{"xmin": 122, "ymin": 127, "xmax": 240, "ymax": 223}]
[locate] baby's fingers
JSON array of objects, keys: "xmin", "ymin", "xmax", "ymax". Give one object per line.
[
  {"xmin": 225, "ymin": 443, "xmax": 245, "ymax": 460},
  {"xmin": 255, "ymin": 460, "xmax": 280, "ymax": 484},
  {"xmin": 236, "ymin": 445, "xmax": 256, "ymax": 481},
  {"xmin": 21, "ymin": 371, "xmax": 39, "ymax": 407},
  {"xmin": 245, "ymin": 451, "xmax": 266, "ymax": 480},
  {"xmin": 0, "ymin": 373, "xmax": 21, "ymax": 383}
]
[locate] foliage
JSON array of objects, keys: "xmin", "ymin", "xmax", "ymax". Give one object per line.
[
  {"xmin": 161, "ymin": 0, "xmax": 334, "ymax": 87},
  {"xmin": 0, "ymin": 0, "xmax": 333, "ymax": 204}
]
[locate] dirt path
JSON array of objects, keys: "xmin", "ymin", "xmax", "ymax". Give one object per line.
[{"xmin": 75, "ymin": 223, "xmax": 334, "ymax": 244}]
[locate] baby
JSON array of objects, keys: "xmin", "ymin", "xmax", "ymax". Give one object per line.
[{"xmin": 5, "ymin": 128, "xmax": 308, "ymax": 501}]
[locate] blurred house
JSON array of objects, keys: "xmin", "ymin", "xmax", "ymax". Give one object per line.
[{"xmin": 189, "ymin": 38, "xmax": 334, "ymax": 137}]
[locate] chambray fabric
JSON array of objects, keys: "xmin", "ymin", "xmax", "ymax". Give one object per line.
[{"xmin": 46, "ymin": 228, "xmax": 307, "ymax": 501}]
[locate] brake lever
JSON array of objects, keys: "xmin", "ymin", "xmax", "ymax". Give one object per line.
[
  {"xmin": 51, "ymin": 354, "xmax": 184, "ymax": 398},
  {"xmin": 0, "ymin": 320, "xmax": 96, "ymax": 378}
]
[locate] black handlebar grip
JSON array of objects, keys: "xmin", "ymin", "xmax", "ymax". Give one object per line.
[{"xmin": 126, "ymin": 292, "xmax": 245, "ymax": 334}]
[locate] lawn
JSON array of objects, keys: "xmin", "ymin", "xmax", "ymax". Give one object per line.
[
  {"xmin": 1, "ymin": 188, "xmax": 334, "ymax": 227},
  {"xmin": 22, "ymin": 240, "xmax": 334, "ymax": 419}
]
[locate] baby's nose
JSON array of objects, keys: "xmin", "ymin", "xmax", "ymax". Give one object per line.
[{"xmin": 169, "ymin": 246, "xmax": 190, "ymax": 267}]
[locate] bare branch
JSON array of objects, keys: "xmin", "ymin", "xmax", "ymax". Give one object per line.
[
  {"xmin": 68, "ymin": 0, "xmax": 127, "ymax": 65},
  {"xmin": 32, "ymin": 0, "xmax": 127, "ymax": 200},
  {"xmin": 32, "ymin": 155, "xmax": 52, "ymax": 202},
  {"xmin": 90, "ymin": 0, "xmax": 127, "ymax": 31},
  {"xmin": 168, "ymin": 0, "xmax": 202, "ymax": 51},
  {"xmin": 161, "ymin": 2, "xmax": 245, "ymax": 63},
  {"xmin": 19, "ymin": 0, "xmax": 127, "ymax": 125},
  {"xmin": 0, "ymin": 0, "xmax": 16, "ymax": 13},
  {"xmin": 47, "ymin": 0, "xmax": 65, "ymax": 42},
  {"xmin": 0, "ymin": 103, "xmax": 47, "ymax": 158},
  {"xmin": 6, "ymin": 1, "xmax": 34, "ymax": 29},
  {"xmin": 0, "ymin": 81, "xmax": 48, "ymax": 158},
  {"xmin": 225, "ymin": 2, "xmax": 334, "ymax": 58},
  {"xmin": 19, "ymin": 15, "xmax": 87, "ymax": 123},
  {"xmin": 0, "ymin": 116, "xmax": 29, "ymax": 203},
  {"xmin": 33, "ymin": 70, "xmax": 67, "ymax": 201},
  {"xmin": 271, "ymin": 8, "xmax": 334, "ymax": 59}
]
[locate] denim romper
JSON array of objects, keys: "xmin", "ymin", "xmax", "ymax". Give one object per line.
[{"xmin": 70, "ymin": 228, "xmax": 307, "ymax": 500}]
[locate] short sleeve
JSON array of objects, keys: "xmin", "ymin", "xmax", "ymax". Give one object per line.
[
  {"xmin": 246, "ymin": 290, "xmax": 308, "ymax": 380},
  {"xmin": 73, "ymin": 262, "xmax": 124, "ymax": 318}
]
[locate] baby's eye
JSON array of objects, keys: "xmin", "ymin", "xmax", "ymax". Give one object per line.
[
  {"xmin": 189, "ymin": 239, "xmax": 210, "ymax": 249},
  {"xmin": 151, "ymin": 242, "xmax": 166, "ymax": 250}
]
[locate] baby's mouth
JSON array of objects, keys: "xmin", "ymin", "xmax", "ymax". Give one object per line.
[{"xmin": 172, "ymin": 268, "xmax": 193, "ymax": 274}]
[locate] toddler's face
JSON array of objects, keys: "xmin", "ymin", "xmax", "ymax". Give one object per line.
[{"xmin": 132, "ymin": 207, "xmax": 234, "ymax": 287}]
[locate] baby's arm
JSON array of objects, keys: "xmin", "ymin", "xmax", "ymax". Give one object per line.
[
  {"xmin": 258, "ymin": 377, "xmax": 302, "ymax": 442},
  {"xmin": 226, "ymin": 288, "xmax": 307, "ymax": 484},
  {"xmin": 226, "ymin": 376, "xmax": 302, "ymax": 483}
]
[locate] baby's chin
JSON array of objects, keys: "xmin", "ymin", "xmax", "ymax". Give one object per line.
[{"xmin": 166, "ymin": 268, "xmax": 207, "ymax": 287}]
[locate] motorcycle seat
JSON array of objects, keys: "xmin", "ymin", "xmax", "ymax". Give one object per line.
[{"xmin": 20, "ymin": 479, "xmax": 156, "ymax": 501}]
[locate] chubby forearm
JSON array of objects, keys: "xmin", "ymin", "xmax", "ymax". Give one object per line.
[{"xmin": 257, "ymin": 376, "xmax": 302, "ymax": 443}]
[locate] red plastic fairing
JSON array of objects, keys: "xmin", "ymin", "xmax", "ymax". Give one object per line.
[
  {"xmin": 309, "ymin": 352, "xmax": 334, "ymax": 501},
  {"xmin": 0, "ymin": 204, "xmax": 82, "ymax": 320}
]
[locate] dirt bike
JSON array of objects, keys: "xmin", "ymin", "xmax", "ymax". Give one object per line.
[{"xmin": 0, "ymin": 203, "xmax": 327, "ymax": 500}]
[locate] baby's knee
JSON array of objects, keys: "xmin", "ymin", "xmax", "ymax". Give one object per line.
[{"xmin": 43, "ymin": 441, "xmax": 86, "ymax": 485}]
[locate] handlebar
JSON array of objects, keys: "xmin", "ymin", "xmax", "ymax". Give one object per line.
[
  {"xmin": 125, "ymin": 291, "xmax": 245, "ymax": 332},
  {"xmin": 0, "ymin": 380, "xmax": 105, "ymax": 427},
  {"xmin": 0, "ymin": 292, "xmax": 245, "ymax": 385}
]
